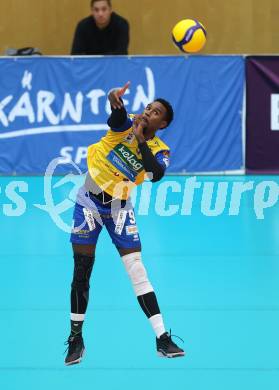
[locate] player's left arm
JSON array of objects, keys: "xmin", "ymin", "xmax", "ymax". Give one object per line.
[
  {"xmin": 138, "ymin": 143, "xmax": 169, "ymax": 182},
  {"xmin": 133, "ymin": 117, "xmax": 169, "ymax": 182}
]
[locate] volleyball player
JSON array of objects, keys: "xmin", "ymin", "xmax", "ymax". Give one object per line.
[{"xmin": 65, "ymin": 82, "xmax": 185, "ymax": 365}]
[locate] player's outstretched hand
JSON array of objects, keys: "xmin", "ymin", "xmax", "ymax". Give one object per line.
[{"xmin": 108, "ymin": 81, "xmax": 130, "ymax": 109}]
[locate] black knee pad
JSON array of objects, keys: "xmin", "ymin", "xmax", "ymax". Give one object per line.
[{"xmin": 71, "ymin": 254, "xmax": 95, "ymax": 291}]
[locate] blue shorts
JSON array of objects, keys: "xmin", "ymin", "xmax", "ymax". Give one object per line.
[{"xmin": 70, "ymin": 201, "xmax": 141, "ymax": 249}]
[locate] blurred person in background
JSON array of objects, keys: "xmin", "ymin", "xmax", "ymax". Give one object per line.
[{"xmin": 71, "ymin": 0, "xmax": 129, "ymax": 55}]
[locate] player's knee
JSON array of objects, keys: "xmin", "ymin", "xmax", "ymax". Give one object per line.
[
  {"xmin": 122, "ymin": 252, "xmax": 154, "ymax": 296},
  {"xmin": 71, "ymin": 253, "xmax": 95, "ymax": 291},
  {"xmin": 129, "ymin": 261, "xmax": 147, "ymax": 284}
]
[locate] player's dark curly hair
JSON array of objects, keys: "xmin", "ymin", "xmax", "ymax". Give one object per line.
[
  {"xmin": 91, "ymin": 0, "xmax": 111, "ymax": 7},
  {"xmin": 155, "ymin": 98, "xmax": 174, "ymax": 128}
]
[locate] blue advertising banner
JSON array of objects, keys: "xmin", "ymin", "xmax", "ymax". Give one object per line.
[{"xmin": 0, "ymin": 56, "xmax": 244, "ymax": 174}]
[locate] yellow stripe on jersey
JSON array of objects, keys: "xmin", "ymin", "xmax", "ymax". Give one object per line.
[{"xmin": 87, "ymin": 117, "xmax": 170, "ymax": 200}]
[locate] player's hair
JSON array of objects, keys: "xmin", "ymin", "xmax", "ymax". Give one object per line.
[
  {"xmin": 155, "ymin": 98, "xmax": 174, "ymax": 127},
  {"xmin": 91, "ymin": 0, "xmax": 111, "ymax": 7}
]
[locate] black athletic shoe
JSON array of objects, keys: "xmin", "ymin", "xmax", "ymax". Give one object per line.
[
  {"xmin": 156, "ymin": 331, "xmax": 185, "ymax": 358},
  {"xmin": 64, "ymin": 334, "xmax": 85, "ymax": 366}
]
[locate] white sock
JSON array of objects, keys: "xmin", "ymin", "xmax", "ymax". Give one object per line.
[
  {"xmin": 71, "ymin": 313, "xmax": 85, "ymax": 321},
  {"xmin": 149, "ymin": 314, "xmax": 166, "ymax": 338}
]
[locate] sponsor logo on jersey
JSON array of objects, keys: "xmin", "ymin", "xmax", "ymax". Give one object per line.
[
  {"xmin": 126, "ymin": 225, "xmax": 138, "ymax": 235},
  {"xmin": 107, "ymin": 152, "xmax": 136, "ymax": 181},
  {"xmin": 106, "ymin": 143, "xmax": 144, "ymax": 182},
  {"xmin": 114, "ymin": 144, "xmax": 143, "ymax": 172}
]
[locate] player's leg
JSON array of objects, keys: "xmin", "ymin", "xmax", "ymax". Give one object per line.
[
  {"xmin": 106, "ymin": 208, "xmax": 185, "ymax": 358},
  {"xmin": 65, "ymin": 203, "xmax": 102, "ymax": 366},
  {"xmin": 118, "ymin": 248, "xmax": 184, "ymax": 358},
  {"xmin": 70, "ymin": 243, "xmax": 96, "ymax": 338},
  {"xmin": 118, "ymin": 246, "xmax": 165, "ymax": 336}
]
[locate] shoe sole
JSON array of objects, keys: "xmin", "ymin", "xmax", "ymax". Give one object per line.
[
  {"xmin": 157, "ymin": 351, "xmax": 185, "ymax": 358},
  {"xmin": 65, "ymin": 348, "xmax": 85, "ymax": 366}
]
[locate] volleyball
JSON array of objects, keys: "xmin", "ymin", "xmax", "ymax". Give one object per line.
[{"xmin": 172, "ymin": 19, "xmax": 207, "ymax": 53}]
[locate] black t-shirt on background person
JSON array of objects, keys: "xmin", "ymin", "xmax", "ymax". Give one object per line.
[{"xmin": 71, "ymin": 12, "xmax": 129, "ymax": 55}]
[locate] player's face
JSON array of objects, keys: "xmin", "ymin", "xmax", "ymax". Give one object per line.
[
  {"xmin": 91, "ymin": 1, "xmax": 112, "ymax": 28},
  {"xmin": 142, "ymin": 102, "xmax": 168, "ymax": 131}
]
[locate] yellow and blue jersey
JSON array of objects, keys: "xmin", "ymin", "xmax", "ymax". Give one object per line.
[{"xmin": 87, "ymin": 114, "xmax": 170, "ymax": 200}]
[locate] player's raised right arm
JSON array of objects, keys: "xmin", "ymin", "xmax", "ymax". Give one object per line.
[
  {"xmin": 107, "ymin": 82, "xmax": 132, "ymax": 132},
  {"xmin": 108, "ymin": 81, "xmax": 130, "ymax": 109}
]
